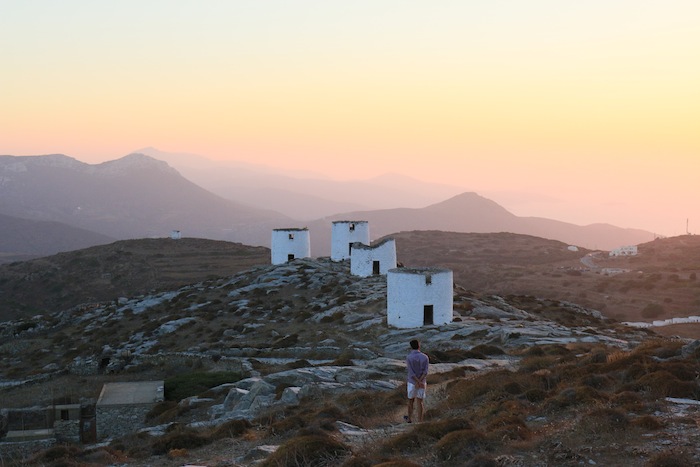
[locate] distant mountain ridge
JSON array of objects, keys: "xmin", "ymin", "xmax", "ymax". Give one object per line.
[
  {"xmin": 0, "ymin": 153, "xmax": 655, "ymax": 259},
  {"xmin": 304, "ymin": 192, "xmax": 654, "ymax": 255},
  {"xmin": 0, "ymin": 153, "xmax": 289, "ymax": 252},
  {"xmin": 135, "ymin": 147, "xmax": 466, "ymax": 220}
]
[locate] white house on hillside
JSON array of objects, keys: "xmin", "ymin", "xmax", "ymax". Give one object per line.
[
  {"xmin": 387, "ymin": 267, "xmax": 453, "ymax": 328},
  {"xmin": 609, "ymin": 245, "xmax": 638, "ymax": 257},
  {"xmin": 331, "ymin": 221, "xmax": 369, "ymax": 261},
  {"xmin": 350, "ymin": 238, "xmax": 397, "ymax": 277},
  {"xmin": 271, "ymin": 228, "xmax": 311, "ymax": 264}
]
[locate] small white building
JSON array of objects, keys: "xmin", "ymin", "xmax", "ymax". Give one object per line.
[
  {"xmin": 331, "ymin": 220, "xmax": 370, "ymax": 261},
  {"xmin": 609, "ymin": 245, "xmax": 638, "ymax": 257},
  {"xmin": 350, "ymin": 238, "xmax": 397, "ymax": 277},
  {"xmin": 96, "ymin": 381, "xmax": 164, "ymax": 440},
  {"xmin": 387, "ymin": 267, "xmax": 453, "ymax": 329},
  {"xmin": 271, "ymin": 228, "xmax": 311, "ymax": 265},
  {"xmin": 170, "ymin": 230, "xmax": 181, "ymax": 240}
]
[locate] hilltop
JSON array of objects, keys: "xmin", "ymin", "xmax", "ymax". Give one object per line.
[
  {"xmin": 3, "ymin": 254, "xmax": 700, "ymax": 465},
  {"xmin": 0, "ymin": 238, "xmax": 270, "ymax": 322}
]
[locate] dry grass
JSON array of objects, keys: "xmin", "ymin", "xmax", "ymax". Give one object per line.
[{"xmin": 390, "ymin": 231, "xmax": 700, "ymax": 331}]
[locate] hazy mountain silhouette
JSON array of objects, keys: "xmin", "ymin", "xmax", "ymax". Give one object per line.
[
  {"xmin": 0, "ymin": 154, "xmax": 288, "ymax": 249},
  {"xmin": 1, "ymin": 153, "xmax": 655, "ymax": 259},
  {"xmin": 136, "ymin": 147, "xmax": 466, "ymax": 220},
  {"xmin": 0, "ymin": 213, "xmax": 115, "ymax": 263},
  {"xmin": 304, "ymin": 192, "xmax": 655, "ymax": 256}
]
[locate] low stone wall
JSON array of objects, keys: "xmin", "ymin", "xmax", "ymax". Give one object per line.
[
  {"xmin": 96, "ymin": 405, "xmax": 152, "ymax": 440},
  {"xmin": 54, "ymin": 420, "xmax": 80, "ymax": 443}
]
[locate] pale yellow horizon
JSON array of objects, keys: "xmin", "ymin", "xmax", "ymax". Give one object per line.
[{"xmin": 1, "ymin": 1, "xmax": 698, "ymax": 237}]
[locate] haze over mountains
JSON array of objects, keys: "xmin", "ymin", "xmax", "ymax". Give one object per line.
[
  {"xmin": 135, "ymin": 146, "xmax": 466, "ymax": 220},
  {"xmin": 0, "ymin": 152, "xmax": 655, "ymax": 261}
]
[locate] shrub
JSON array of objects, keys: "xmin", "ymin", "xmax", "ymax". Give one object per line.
[
  {"xmin": 165, "ymin": 371, "xmax": 245, "ymax": 401},
  {"xmin": 545, "ymin": 385, "xmax": 608, "ymax": 410},
  {"xmin": 32, "ymin": 444, "xmax": 82, "ymax": 463},
  {"xmin": 146, "ymin": 400, "xmax": 178, "ymax": 421},
  {"xmin": 443, "ymin": 370, "xmax": 516, "ymax": 409},
  {"xmin": 260, "ymin": 434, "xmax": 350, "ymax": 467},
  {"xmin": 337, "ymin": 388, "xmax": 405, "ymax": 423},
  {"xmin": 646, "ymin": 450, "xmax": 695, "ymax": 466},
  {"xmin": 435, "ymin": 429, "xmax": 490, "ymax": 462},
  {"xmin": 470, "ymin": 344, "xmax": 505, "ymax": 356},
  {"xmin": 210, "ymin": 419, "xmax": 252, "ymax": 439},
  {"xmin": 484, "ymin": 414, "xmax": 531, "ymax": 442},
  {"xmin": 151, "ymin": 429, "xmax": 210, "ymax": 455},
  {"xmin": 633, "ymin": 415, "xmax": 665, "ymax": 430},
  {"xmin": 576, "ymin": 408, "xmax": 629, "ymax": 438},
  {"xmin": 381, "ymin": 418, "xmax": 472, "ymax": 454}
]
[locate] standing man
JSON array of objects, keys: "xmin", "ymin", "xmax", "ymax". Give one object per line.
[{"xmin": 405, "ymin": 338, "xmax": 429, "ymax": 423}]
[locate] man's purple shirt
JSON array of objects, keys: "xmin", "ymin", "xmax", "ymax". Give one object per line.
[{"xmin": 406, "ymin": 349, "xmax": 429, "ymax": 384}]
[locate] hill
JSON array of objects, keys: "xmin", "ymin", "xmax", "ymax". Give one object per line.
[
  {"xmin": 389, "ymin": 231, "xmax": 700, "ymax": 330},
  {"xmin": 305, "ymin": 192, "xmax": 655, "ymax": 256},
  {"xmin": 0, "ymin": 153, "xmax": 288, "ymax": 248},
  {"xmin": 0, "ymin": 238, "xmax": 270, "ymax": 321},
  {"xmin": 0, "ymin": 213, "xmax": 114, "ymax": 263},
  {"xmin": 1, "ymin": 257, "xmax": 699, "ymax": 466}
]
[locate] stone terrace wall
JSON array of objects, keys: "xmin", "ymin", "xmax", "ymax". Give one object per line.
[
  {"xmin": 54, "ymin": 420, "xmax": 80, "ymax": 443},
  {"xmin": 96, "ymin": 405, "xmax": 153, "ymax": 440}
]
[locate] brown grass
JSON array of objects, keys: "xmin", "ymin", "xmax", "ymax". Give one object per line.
[{"xmin": 260, "ymin": 434, "xmax": 351, "ymax": 467}]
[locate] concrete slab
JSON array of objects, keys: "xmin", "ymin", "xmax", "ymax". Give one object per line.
[{"xmin": 96, "ymin": 381, "xmax": 164, "ymax": 406}]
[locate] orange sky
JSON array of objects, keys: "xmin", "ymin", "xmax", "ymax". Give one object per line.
[{"xmin": 1, "ymin": 1, "xmax": 698, "ymax": 236}]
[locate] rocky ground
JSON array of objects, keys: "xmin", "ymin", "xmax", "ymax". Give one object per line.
[{"xmin": 2, "ymin": 258, "xmax": 700, "ymax": 466}]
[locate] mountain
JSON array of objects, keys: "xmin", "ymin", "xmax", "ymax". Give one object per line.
[
  {"xmin": 0, "ymin": 153, "xmax": 289, "ymax": 248},
  {"xmin": 0, "ymin": 213, "xmax": 115, "ymax": 263},
  {"xmin": 305, "ymin": 192, "xmax": 655, "ymax": 256},
  {"xmin": 135, "ymin": 147, "xmax": 466, "ymax": 220}
]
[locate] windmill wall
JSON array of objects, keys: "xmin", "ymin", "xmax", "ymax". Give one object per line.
[
  {"xmin": 271, "ymin": 228, "xmax": 311, "ymax": 265},
  {"xmin": 350, "ymin": 238, "xmax": 397, "ymax": 277},
  {"xmin": 331, "ymin": 221, "xmax": 369, "ymax": 261},
  {"xmin": 387, "ymin": 267, "xmax": 453, "ymax": 328}
]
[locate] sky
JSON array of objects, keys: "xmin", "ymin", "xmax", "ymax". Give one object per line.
[{"xmin": 1, "ymin": 1, "xmax": 699, "ymax": 237}]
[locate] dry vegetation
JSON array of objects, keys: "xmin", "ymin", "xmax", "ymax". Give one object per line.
[
  {"xmin": 9, "ymin": 339, "xmax": 700, "ymax": 466},
  {"xmin": 4, "ymin": 233, "xmax": 700, "ymax": 465},
  {"xmin": 0, "ymin": 238, "xmax": 270, "ymax": 321},
  {"xmin": 391, "ymin": 232, "xmax": 700, "ymax": 336}
]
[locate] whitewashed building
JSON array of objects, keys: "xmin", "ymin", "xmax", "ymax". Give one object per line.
[
  {"xmin": 331, "ymin": 221, "xmax": 369, "ymax": 261},
  {"xmin": 271, "ymin": 228, "xmax": 311, "ymax": 265},
  {"xmin": 609, "ymin": 245, "xmax": 638, "ymax": 257},
  {"xmin": 350, "ymin": 238, "xmax": 397, "ymax": 277},
  {"xmin": 170, "ymin": 230, "xmax": 182, "ymax": 240},
  {"xmin": 387, "ymin": 267, "xmax": 453, "ymax": 328}
]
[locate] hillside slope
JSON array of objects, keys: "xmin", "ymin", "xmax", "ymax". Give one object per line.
[
  {"xmin": 0, "ymin": 238, "xmax": 269, "ymax": 321},
  {"xmin": 389, "ymin": 231, "xmax": 700, "ymax": 329},
  {"xmin": 2, "ymin": 257, "xmax": 699, "ymax": 466},
  {"xmin": 0, "ymin": 213, "xmax": 114, "ymax": 263}
]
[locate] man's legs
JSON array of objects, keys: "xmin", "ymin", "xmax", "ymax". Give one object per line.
[
  {"xmin": 407, "ymin": 397, "xmax": 415, "ymax": 422},
  {"xmin": 415, "ymin": 397, "xmax": 424, "ymax": 422}
]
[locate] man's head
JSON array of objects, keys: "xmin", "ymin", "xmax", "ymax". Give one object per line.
[{"xmin": 410, "ymin": 339, "xmax": 420, "ymax": 350}]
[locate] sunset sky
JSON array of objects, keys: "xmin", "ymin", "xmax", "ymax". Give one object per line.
[{"xmin": 2, "ymin": 1, "xmax": 698, "ymax": 237}]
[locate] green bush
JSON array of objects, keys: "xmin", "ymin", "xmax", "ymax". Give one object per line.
[{"xmin": 164, "ymin": 371, "xmax": 245, "ymax": 401}]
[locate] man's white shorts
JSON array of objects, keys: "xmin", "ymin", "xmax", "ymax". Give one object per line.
[{"xmin": 407, "ymin": 382, "xmax": 426, "ymax": 399}]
